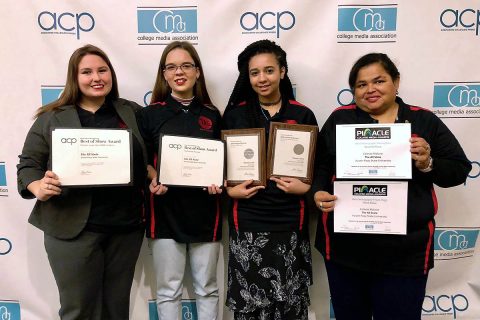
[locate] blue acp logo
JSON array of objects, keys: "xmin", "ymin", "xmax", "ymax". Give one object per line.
[
  {"xmin": 37, "ymin": 11, "xmax": 95, "ymax": 40},
  {"xmin": 433, "ymin": 83, "xmax": 480, "ymax": 107},
  {"xmin": 423, "ymin": 294, "xmax": 469, "ymax": 319},
  {"xmin": 148, "ymin": 299, "xmax": 198, "ymax": 320},
  {"xmin": 0, "ymin": 301, "xmax": 21, "ymax": 320},
  {"xmin": 240, "ymin": 11, "xmax": 295, "ymax": 38},
  {"xmin": 41, "ymin": 86, "xmax": 64, "ymax": 106},
  {"xmin": 138, "ymin": 8, "xmax": 197, "ymax": 33},
  {"xmin": 440, "ymin": 8, "xmax": 480, "ymax": 36},
  {"xmin": 434, "ymin": 229, "xmax": 478, "ymax": 251},
  {"xmin": 338, "ymin": 6, "xmax": 397, "ymax": 31}
]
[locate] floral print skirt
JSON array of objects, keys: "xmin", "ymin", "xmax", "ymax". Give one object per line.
[{"xmin": 226, "ymin": 230, "xmax": 312, "ymax": 320}]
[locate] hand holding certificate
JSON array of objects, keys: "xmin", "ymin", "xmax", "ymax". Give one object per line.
[
  {"xmin": 51, "ymin": 128, "xmax": 132, "ymax": 186},
  {"xmin": 267, "ymin": 122, "xmax": 318, "ymax": 184},
  {"xmin": 336, "ymin": 123, "xmax": 412, "ymax": 179},
  {"xmin": 157, "ymin": 135, "xmax": 224, "ymax": 187}
]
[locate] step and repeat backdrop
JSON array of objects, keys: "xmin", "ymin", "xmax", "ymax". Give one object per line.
[{"xmin": 1, "ymin": 0, "xmax": 479, "ymax": 319}]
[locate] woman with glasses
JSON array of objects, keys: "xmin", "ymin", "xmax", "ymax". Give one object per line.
[
  {"xmin": 222, "ymin": 40, "xmax": 318, "ymax": 320},
  {"xmin": 137, "ymin": 41, "xmax": 222, "ymax": 320}
]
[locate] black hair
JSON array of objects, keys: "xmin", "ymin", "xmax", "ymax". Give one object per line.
[
  {"xmin": 348, "ymin": 53, "xmax": 400, "ymax": 90},
  {"xmin": 225, "ymin": 40, "xmax": 295, "ymax": 126}
]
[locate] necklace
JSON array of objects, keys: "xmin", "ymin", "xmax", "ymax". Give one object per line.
[{"xmin": 259, "ymin": 96, "xmax": 282, "ymax": 107}]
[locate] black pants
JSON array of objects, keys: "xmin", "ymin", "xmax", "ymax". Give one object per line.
[
  {"xmin": 44, "ymin": 229, "xmax": 144, "ymax": 320},
  {"xmin": 325, "ymin": 260, "xmax": 428, "ymax": 320}
]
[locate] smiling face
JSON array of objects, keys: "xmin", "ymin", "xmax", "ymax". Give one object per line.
[
  {"xmin": 248, "ymin": 53, "xmax": 285, "ymax": 103},
  {"xmin": 163, "ymin": 48, "xmax": 200, "ymax": 99},
  {"xmin": 77, "ymin": 54, "xmax": 112, "ymax": 107},
  {"xmin": 353, "ymin": 62, "xmax": 400, "ymax": 116}
]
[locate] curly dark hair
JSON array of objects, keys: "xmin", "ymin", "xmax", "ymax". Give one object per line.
[{"xmin": 225, "ymin": 40, "xmax": 295, "ymax": 127}]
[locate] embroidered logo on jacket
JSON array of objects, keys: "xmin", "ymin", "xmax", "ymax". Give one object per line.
[{"xmin": 198, "ymin": 116, "xmax": 213, "ymax": 130}]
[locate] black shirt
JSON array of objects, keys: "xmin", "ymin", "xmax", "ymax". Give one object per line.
[{"xmin": 76, "ymin": 101, "xmax": 144, "ymax": 233}]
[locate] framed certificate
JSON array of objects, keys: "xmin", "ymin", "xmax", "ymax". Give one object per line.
[
  {"xmin": 51, "ymin": 128, "xmax": 132, "ymax": 186},
  {"xmin": 336, "ymin": 123, "xmax": 412, "ymax": 179},
  {"xmin": 267, "ymin": 122, "xmax": 318, "ymax": 184},
  {"xmin": 221, "ymin": 128, "xmax": 266, "ymax": 187},
  {"xmin": 157, "ymin": 135, "xmax": 224, "ymax": 187}
]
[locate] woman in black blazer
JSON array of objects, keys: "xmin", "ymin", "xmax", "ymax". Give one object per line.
[{"xmin": 17, "ymin": 44, "xmax": 147, "ymax": 320}]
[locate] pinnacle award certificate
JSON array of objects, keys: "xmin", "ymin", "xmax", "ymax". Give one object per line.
[
  {"xmin": 157, "ymin": 135, "xmax": 224, "ymax": 187},
  {"xmin": 51, "ymin": 128, "xmax": 132, "ymax": 186},
  {"xmin": 336, "ymin": 123, "xmax": 412, "ymax": 179},
  {"xmin": 221, "ymin": 128, "xmax": 266, "ymax": 187},
  {"xmin": 333, "ymin": 181, "xmax": 408, "ymax": 235},
  {"xmin": 267, "ymin": 122, "xmax": 318, "ymax": 184}
]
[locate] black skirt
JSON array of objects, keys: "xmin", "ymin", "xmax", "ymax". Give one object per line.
[{"xmin": 226, "ymin": 230, "xmax": 312, "ymax": 319}]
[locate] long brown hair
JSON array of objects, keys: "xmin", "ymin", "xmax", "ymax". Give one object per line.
[
  {"xmin": 150, "ymin": 41, "xmax": 213, "ymax": 106},
  {"xmin": 36, "ymin": 44, "xmax": 119, "ymax": 118}
]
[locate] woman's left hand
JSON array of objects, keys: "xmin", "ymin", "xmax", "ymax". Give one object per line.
[
  {"xmin": 410, "ymin": 137, "xmax": 431, "ymax": 170},
  {"xmin": 206, "ymin": 184, "xmax": 223, "ymax": 195},
  {"xmin": 270, "ymin": 176, "xmax": 311, "ymax": 195}
]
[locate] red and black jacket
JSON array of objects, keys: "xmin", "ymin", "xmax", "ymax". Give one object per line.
[{"xmin": 312, "ymin": 97, "xmax": 471, "ymax": 276}]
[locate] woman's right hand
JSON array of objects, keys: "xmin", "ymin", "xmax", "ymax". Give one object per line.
[
  {"xmin": 314, "ymin": 190, "xmax": 337, "ymax": 212},
  {"xmin": 226, "ymin": 179, "xmax": 265, "ymax": 199},
  {"xmin": 27, "ymin": 170, "xmax": 62, "ymax": 201},
  {"xmin": 149, "ymin": 177, "xmax": 168, "ymax": 195}
]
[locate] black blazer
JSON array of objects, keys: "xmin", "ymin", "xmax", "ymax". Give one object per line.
[{"xmin": 17, "ymin": 99, "xmax": 147, "ymax": 239}]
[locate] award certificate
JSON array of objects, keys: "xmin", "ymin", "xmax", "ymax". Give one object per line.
[
  {"xmin": 268, "ymin": 122, "xmax": 318, "ymax": 183},
  {"xmin": 51, "ymin": 128, "xmax": 132, "ymax": 186},
  {"xmin": 221, "ymin": 128, "xmax": 266, "ymax": 187},
  {"xmin": 336, "ymin": 123, "xmax": 412, "ymax": 179},
  {"xmin": 157, "ymin": 135, "xmax": 224, "ymax": 187},
  {"xmin": 333, "ymin": 181, "xmax": 408, "ymax": 235}
]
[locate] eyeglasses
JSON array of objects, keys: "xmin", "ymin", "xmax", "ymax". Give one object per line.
[{"xmin": 163, "ymin": 63, "xmax": 197, "ymax": 73}]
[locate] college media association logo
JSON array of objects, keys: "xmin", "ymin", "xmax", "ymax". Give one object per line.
[
  {"xmin": 0, "ymin": 301, "xmax": 21, "ymax": 320},
  {"xmin": 0, "ymin": 162, "xmax": 8, "ymax": 197},
  {"xmin": 440, "ymin": 8, "xmax": 480, "ymax": 37},
  {"xmin": 337, "ymin": 4, "xmax": 397, "ymax": 43},
  {"xmin": 41, "ymin": 85, "xmax": 64, "ymax": 106},
  {"xmin": 355, "ymin": 127, "xmax": 391, "ymax": 139},
  {"xmin": 37, "ymin": 11, "xmax": 95, "ymax": 40},
  {"xmin": 352, "ymin": 185, "xmax": 388, "ymax": 196},
  {"xmin": 148, "ymin": 299, "xmax": 198, "ymax": 320},
  {"xmin": 432, "ymin": 82, "xmax": 480, "ymax": 118},
  {"xmin": 434, "ymin": 228, "xmax": 479, "ymax": 260},
  {"xmin": 137, "ymin": 7, "xmax": 198, "ymax": 45}
]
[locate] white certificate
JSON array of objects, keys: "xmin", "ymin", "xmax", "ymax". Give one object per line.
[
  {"xmin": 52, "ymin": 128, "xmax": 132, "ymax": 186},
  {"xmin": 333, "ymin": 181, "xmax": 408, "ymax": 235},
  {"xmin": 336, "ymin": 123, "xmax": 411, "ymax": 179},
  {"xmin": 272, "ymin": 129, "xmax": 311, "ymax": 178},
  {"xmin": 158, "ymin": 135, "xmax": 224, "ymax": 187},
  {"xmin": 225, "ymin": 135, "xmax": 260, "ymax": 181}
]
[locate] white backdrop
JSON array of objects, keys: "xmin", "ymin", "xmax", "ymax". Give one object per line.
[{"xmin": 1, "ymin": 1, "xmax": 479, "ymax": 319}]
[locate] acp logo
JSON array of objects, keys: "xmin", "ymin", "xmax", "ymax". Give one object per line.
[
  {"xmin": 61, "ymin": 138, "xmax": 77, "ymax": 145},
  {"xmin": 353, "ymin": 185, "xmax": 388, "ymax": 196},
  {"xmin": 440, "ymin": 8, "xmax": 480, "ymax": 36},
  {"xmin": 0, "ymin": 301, "xmax": 21, "ymax": 320},
  {"xmin": 138, "ymin": 8, "xmax": 197, "ymax": 33},
  {"xmin": 38, "ymin": 11, "xmax": 95, "ymax": 40},
  {"xmin": 355, "ymin": 127, "xmax": 390, "ymax": 139},
  {"xmin": 423, "ymin": 293, "xmax": 469, "ymax": 319},
  {"xmin": 240, "ymin": 11, "xmax": 295, "ymax": 38},
  {"xmin": 148, "ymin": 299, "xmax": 197, "ymax": 320},
  {"xmin": 41, "ymin": 85, "xmax": 64, "ymax": 106},
  {"xmin": 338, "ymin": 5, "xmax": 397, "ymax": 31},
  {"xmin": 169, "ymin": 144, "xmax": 182, "ymax": 150},
  {"xmin": 433, "ymin": 83, "xmax": 480, "ymax": 108},
  {"xmin": 434, "ymin": 229, "xmax": 478, "ymax": 251}
]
